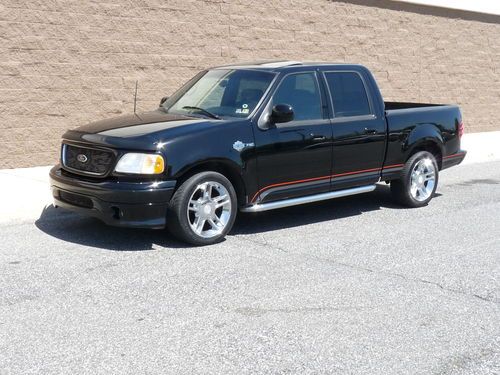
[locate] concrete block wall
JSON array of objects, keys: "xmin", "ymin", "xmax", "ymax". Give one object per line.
[{"xmin": 1, "ymin": 0, "xmax": 499, "ymax": 168}]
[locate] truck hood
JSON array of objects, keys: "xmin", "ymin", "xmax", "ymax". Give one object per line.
[
  {"xmin": 63, "ymin": 109, "xmax": 216, "ymax": 151},
  {"xmin": 74, "ymin": 109, "xmax": 205, "ymax": 135}
]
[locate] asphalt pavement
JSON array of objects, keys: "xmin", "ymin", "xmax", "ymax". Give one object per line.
[{"xmin": 1, "ymin": 161, "xmax": 499, "ymax": 374}]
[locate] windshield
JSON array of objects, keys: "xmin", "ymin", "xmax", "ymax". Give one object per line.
[{"xmin": 162, "ymin": 69, "xmax": 275, "ymax": 119}]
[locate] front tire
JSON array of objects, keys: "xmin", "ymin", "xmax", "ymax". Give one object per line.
[
  {"xmin": 167, "ymin": 171, "xmax": 237, "ymax": 246},
  {"xmin": 391, "ymin": 151, "xmax": 439, "ymax": 208}
]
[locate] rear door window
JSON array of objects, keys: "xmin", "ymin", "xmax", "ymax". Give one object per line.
[{"xmin": 324, "ymin": 72, "xmax": 371, "ymax": 117}]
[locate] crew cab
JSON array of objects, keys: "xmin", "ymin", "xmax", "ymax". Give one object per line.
[{"xmin": 50, "ymin": 61, "xmax": 466, "ymax": 245}]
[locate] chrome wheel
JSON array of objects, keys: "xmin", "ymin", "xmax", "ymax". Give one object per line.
[
  {"xmin": 187, "ymin": 181, "xmax": 232, "ymax": 239},
  {"xmin": 410, "ymin": 158, "xmax": 436, "ymax": 201}
]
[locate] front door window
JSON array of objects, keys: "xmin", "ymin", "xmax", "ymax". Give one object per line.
[{"xmin": 272, "ymin": 72, "xmax": 323, "ymax": 121}]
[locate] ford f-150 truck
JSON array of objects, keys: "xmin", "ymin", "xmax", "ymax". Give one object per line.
[{"xmin": 50, "ymin": 61, "xmax": 466, "ymax": 245}]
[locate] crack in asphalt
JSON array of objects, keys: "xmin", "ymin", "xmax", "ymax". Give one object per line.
[
  {"xmin": 234, "ymin": 305, "xmax": 371, "ymax": 317},
  {"xmin": 309, "ymin": 254, "xmax": 500, "ymax": 305},
  {"xmin": 323, "ymin": 257, "xmax": 499, "ymax": 305},
  {"xmin": 237, "ymin": 234, "xmax": 289, "ymax": 253},
  {"xmin": 236, "ymin": 235, "xmax": 499, "ymax": 306}
]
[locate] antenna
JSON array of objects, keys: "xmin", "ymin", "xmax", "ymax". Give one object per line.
[{"xmin": 133, "ymin": 80, "xmax": 138, "ymax": 114}]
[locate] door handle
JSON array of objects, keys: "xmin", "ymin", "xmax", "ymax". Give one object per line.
[
  {"xmin": 364, "ymin": 128, "xmax": 378, "ymax": 135},
  {"xmin": 309, "ymin": 134, "xmax": 326, "ymax": 141}
]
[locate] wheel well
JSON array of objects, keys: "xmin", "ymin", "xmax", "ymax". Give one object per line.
[
  {"xmin": 408, "ymin": 142, "xmax": 443, "ymax": 169},
  {"xmin": 175, "ymin": 162, "xmax": 247, "ymax": 206}
]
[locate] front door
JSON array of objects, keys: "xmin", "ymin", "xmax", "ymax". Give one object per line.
[{"xmin": 251, "ymin": 71, "xmax": 333, "ymax": 204}]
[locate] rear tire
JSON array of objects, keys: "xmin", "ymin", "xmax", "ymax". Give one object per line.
[
  {"xmin": 167, "ymin": 171, "xmax": 237, "ymax": 246},
  {"xmin": 391, "ymin": 151, "xmax": 439, "ymax": 208}
]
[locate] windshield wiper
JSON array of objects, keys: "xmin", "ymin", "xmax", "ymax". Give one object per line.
[{"xmin": 182, "ymin": 106, "xmax": 220, "ymax": 120}]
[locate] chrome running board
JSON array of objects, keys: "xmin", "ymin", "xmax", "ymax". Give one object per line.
[{"xmin": 240, "ymin": 185, "xmax": 376, "ymax": 213}]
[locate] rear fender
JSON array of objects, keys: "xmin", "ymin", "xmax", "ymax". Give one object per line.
[{"xmin": 404, "ymin": 123, "xmax": 444, "ymax": 163}]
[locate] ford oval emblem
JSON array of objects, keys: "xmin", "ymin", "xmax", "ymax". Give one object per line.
[{"xmin": 77, "ymin": 154, "xmax": 88, "ymax": 163}]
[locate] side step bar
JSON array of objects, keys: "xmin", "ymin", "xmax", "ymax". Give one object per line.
[{"xmin": 240, "ymin": 185, "xmax": 376, "ymax": 213}]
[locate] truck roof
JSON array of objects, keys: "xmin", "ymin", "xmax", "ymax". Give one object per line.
[{"xmin": 213, "ymin": 60, "xmax": 364, "ymax": 72}]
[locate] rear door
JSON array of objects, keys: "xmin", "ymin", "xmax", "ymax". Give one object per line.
[
  {"xmin": 322, "ymin": 70, "xmax": 386, "ymax": 190},
  {"xmin": 251, "ymin": 71, "xmax": 333, "ymax": 204}
]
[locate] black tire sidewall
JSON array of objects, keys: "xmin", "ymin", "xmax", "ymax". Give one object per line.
[{"xmin": 168, "ymin": 171, "xmax": 238, "ymax": 245}]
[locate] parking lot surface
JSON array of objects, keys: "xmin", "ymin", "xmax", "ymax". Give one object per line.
[{"xmin": 1, "ymin": 161, "xmax": 499, "ymax": 374}]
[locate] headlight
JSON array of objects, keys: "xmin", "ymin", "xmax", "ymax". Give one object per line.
[{"xmin": 114, "ymin": 153, "xmax": 165, "ymax": 174}]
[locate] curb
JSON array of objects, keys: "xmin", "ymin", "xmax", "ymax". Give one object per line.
[
  {"xmin": 0, "ymin": 166, "xmax": 53, "ymax": 224},
  {"xmin": 460, "ymin": 131, "xmax": 500, "ymax": 165}
]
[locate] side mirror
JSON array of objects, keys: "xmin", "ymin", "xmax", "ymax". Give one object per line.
[
  {"xmin": 159, "ymin": 96, "xmax": 169, "ymax": 106},
  {"xmin": 271, "ymin": 104, "xmax": 294, "ymax": 123}
]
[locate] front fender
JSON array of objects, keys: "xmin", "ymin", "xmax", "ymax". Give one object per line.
[
  {"xmin": 162, "ymin": 119, "xmax": 258, "ymax": 202},
  {"xmin": 173, "ymin": 157, "xmax": 244, "ymax": 180}
]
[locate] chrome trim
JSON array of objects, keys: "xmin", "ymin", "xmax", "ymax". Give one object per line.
[
  {"xmin": 61, "ymin": 143, "xmax": 67, "ymax": 166},
  {"xmin": 330, "ymin": 114, "xmax": 376, "ymax": 123},
  {"xmin": 241, "ymin": 185, "xmax": 376, "ymax": 212}
]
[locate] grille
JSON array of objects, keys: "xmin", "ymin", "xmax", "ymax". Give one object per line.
[
  {"xmin": 59, "ymin": 191, "xmax": 93, "ymax": 209},
  {"xmin": 62, "ymin": 144, "xmax": 114, "ymax": 176}
]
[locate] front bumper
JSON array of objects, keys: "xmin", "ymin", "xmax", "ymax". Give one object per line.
[{"xmin": 49, "ymin": 166, "xmax": 176, "ymax": 229}]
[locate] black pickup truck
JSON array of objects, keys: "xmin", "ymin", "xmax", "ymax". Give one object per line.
[{"xmin": 50, "ymin": 61, "xmax": 466, "ymax": 245}]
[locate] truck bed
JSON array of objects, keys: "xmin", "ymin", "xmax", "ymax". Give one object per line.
[
  {"xmin": 382, "ymin": 102, "xmax": 463, "ymax": 174},
  {"xmin": 384, "ymin": 101, "xmax": 446, "ymax": 110}
]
